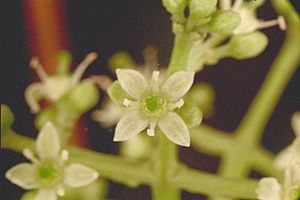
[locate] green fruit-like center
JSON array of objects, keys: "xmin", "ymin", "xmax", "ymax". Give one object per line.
[
  {"xmin": 36, "ymin": 161, "xmax": 60, "ymax": 186},
  {"xmin": 289, "ymin": 187, "xmax": 300, "ymax": 200},
  {"xmin": 143, "ymin": 95, "xmax": 165, "ymax": 115}
]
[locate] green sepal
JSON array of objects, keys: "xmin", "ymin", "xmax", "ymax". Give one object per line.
[
  {"xmin": 57, "ymin": 50, "xmax": 72, "ymax": 75},
  {"xmin": 184, "ymin": 84, "xmax": 215, "ymax": 116},
  {"xmin": 175, "ymin": 103, "xmax": 203, "ymax": 128},
  {"xmin": 228, "ymin": 31, "xmax": 268, "ymax": 59},
  {"xmin": 208, "ymin": 10, "xmax": 241, "ymax": 35},
  {"xmin": 1, "ymin": 104, "xmax": 15, "ymax": 134},
  {"xmin": 107, "ymin": 80, "xmax": 132, "ymax": 107},
  {"xmin": 69, "ymin": 80, "xmax": 99, "ymax": 113},
  {"xmin": 108, "ymin": 51, "xmax": 136, "ymax": 71}
]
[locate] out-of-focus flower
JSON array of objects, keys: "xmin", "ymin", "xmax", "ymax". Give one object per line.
[
  {"xmin": 5, "ymin": 122, "xmax": 99, "ymax": 200},
  {"xmin": 25, "ymin": 52, "xmax": 97, "ymax": 113},
  {"xmin": 256, "ymin": 113, "xmax": 300, "ymax": 200},
  {"xmin": 112, "ymin": 69, "xmax": 195, "ymax": 147}
]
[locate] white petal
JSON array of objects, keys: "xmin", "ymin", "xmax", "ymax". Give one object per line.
[
  {"xmin": 158, "ymin": 112, "xmax": 190, "ymax": 147},
  {"xmin": 116, "ymin": 68, "xmax": 149, "ymax": 99},
  {"xmin": 292, "ymin": 112, "xmax": 300, "ymax": 137},
  {"xmin": 116, "ymin": 69, "xmax": 149, "ymax": 99},
  {"xmin": 161, "ymin": 71, "xmax": 195, "ymax": 101},
  {"xmin": 256, "ymin": 178, "xmax": 281, "ymax": 200},
  {"xmin": 64, "ymin": 163, "xmax": 99, "ymax": 188},
  {"xmin": 36, "ymin": 122, "xmax": 61, "ymax": 160},
  {"xmin": 114, "ymin": 111, "xmax": 149, "ymax": 141},
  {"xmin": 5, "ymin": 163, "xmax": 39, "ymax": 190},
  {"xmin": 35, "ymin": 189, "xmax": 57, "ymax": 200}
]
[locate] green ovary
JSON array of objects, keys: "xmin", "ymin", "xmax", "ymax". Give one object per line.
[
  {"xmin": 143, "ymin": 95, "xmax": 165, "ymax": 115},
  {"xmin": 36, "ymin": 161, "xmax": 61, "ymax": 186}
]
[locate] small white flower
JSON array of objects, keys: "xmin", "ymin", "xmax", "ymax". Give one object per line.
[
  {"xmin": 257, "ymin": 113, "xmax": 300, "ymax": 200},
  {"xmin": 113, "ymin": 69, "xmax": 195, "ymax": 146},
  {"xmin": 25, "ymin": 53, "xmax": 97, "ymax": 113},
  {"xmin": 5, "ymin": 122, "xmax": 99, "ymax": 200},
  {"xmin": 220, "ymin": 0, "xmax": 286, "ymax": 35}
]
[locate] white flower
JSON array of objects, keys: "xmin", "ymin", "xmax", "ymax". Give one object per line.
[
  {"xmin": 5, "ymin": 122, "xmax": 99, "ymax": 200},
  {"xmin": 220, "ymin": 0, "xmax": 286, "ymax": 35},
  {"xmin": 25, "ymin": 53, "xmax": 97, "ymax": 113},
  {"xmin": 256, "ymin": 113, "xmax": 300, "ymax": 200},
  {"xmin": 113, "ymin": 69, "xmax": 195, "ymax": 147}
]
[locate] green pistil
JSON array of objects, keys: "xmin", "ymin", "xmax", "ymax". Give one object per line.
[
  {"xmin": 143, "ymin": 95, "xmax": 165, "ymax": 115},
  {"xmin": 36, "ymin": 161, "xmax": 60, "ymax": 186}
]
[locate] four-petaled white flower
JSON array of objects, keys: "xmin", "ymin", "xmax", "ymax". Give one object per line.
[
  {"xmin": 5, "ymin": 122, "xmax": 99, "ymax": 200},
  {"xmin": 256, "ymin": 113, "xmax": 300, "ymax": 200},
  {"xmin": 113, "ymin": 69, "xmax": 195, "ymax": 147},
  {"xmin": 25, "ymin": 53, "xmax": 97, "ymax": 113}
]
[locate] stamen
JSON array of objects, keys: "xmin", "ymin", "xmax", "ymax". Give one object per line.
[
  {"xmin": 30, "ymin": 57, "xmax": 49, "ymax": 82},
  {"xmin": 123, "ymin": 98, "xmax": 132, "ymax": 107},
  {"xmin": 123, "ymin": 98, "xmax": 140, "ymax": 108},
  {"xmin": 24, "ymin": 83, "xmax": 43, "ymax": 113},
  {"xmin": 257, "ymin": 19, "xmax": 280, "ymax": 30},
  {"xmin": 147, "ymin": 128, "xmax": 155, "ymax": 136},
  {"xmin": 23, "ymin": 148, "xmax": 39, "ymax": 164},
  {"xmin": 71, "ymin": 52, "xmax": 98, "ymax": 86},
  {"xmin": 176, "ymin": 99, "xmax": 184, "ymax": 108},
  {"xmin": 278, "ymin": 16, "xmax": 287, "ymax": 31},
  {"xmin": 232, "ymin": 0, "xmax": 243, "ymax": 11},
  {"xmin": 147, "ymin": 119, "xmax": 157, "ymax": 136},
  {"xmin": 90, "ymin": 75, "xmax": 112, "ymax": 91},
  {"xmin": 220, "ymin": 0, "xmax": 232, "ymax": 10},
  {"xmin": 152, "ymin": 71, "xmax": 160, "ymax": 81},
  {"xmin": 61, "ymin": 150, "xmax": 69, "ymax": 161}
]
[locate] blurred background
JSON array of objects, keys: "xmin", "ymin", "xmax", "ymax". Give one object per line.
[{"xmin": 1, "ymin": 0, "xmax": 299, "ymax": 199}]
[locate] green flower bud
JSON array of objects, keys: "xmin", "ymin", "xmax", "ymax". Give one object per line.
[
  {"xmin": 107, "ymin": 80, "xmax": 132, "ymax": 107},
  {"xmin": 69, "ymin": 81, "xmax": 99, "ymax": 112},
  {"xmin": 228, "ymin": 31, "xmax": 268, "ymax": 59},
  {"xmin": 162, "ymin": 0, "xmax": 188, "ymax": 14},
  {"xmin": 57, "ymin": 50, "xmax": 72, "ymax": 75},
  {"xmin": 184, "ymin": 84, "xmax": 215, "ymax": 116},
  {"xmin": 120, "ymin": 133, "xmax": 152, "ymax": 160},
  {"xmin": 21, "ymin": 191, "xmax": 37, "ymax": 200},
  {"xmin": 188, "ymin": 0, "xmax": 217, "ymax": 28},
  {"xmin": 1, "ymin": 104, "xmax": 15, "ymax": 134},
  {"xmin": 208, "ymin": 10, "xmax": 241, "ymax": 35},
  {"xmin": 175, "ymin": 103, "xmax": 203, "ymax": 128},
  {"xmin": 35, "ymin": 108, "xmax": 56, "ymax": 129},
  {"xmin": 108, "ymin": 51, "xmax": 136, "ymax": 71}
]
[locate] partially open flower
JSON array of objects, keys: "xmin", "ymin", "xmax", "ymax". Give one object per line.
[
  {"xmin": 112, "ymin": 69, "xmax": 195, "ymax": 146},
  {"xmin": 5, "ymin": 122, "xmax": 99, "ymax": 200},
  {"xmin": 25, "ymin": 53, "xmax": 98, "ymax": 113}
]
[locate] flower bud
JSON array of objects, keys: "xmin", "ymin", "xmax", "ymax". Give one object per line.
[
  {"xmin": 228, "ymin": 31, "xmax": 268, "ymax": 59},
  {"xmin": 188, "ymin": 0, "xmax": 217, "ymax": 28},
  {"xmin": 1, "ymin": 104, "xmax": 14, "ymax": 134},
  {"xmin": 162, "ymin": 0, "xmax": 188, "ymax": 15},
  {"xmin": 175, "ymin": 103, "xmax": 203, "ymax": 128},
  {"xmin": 69, "ymin": 81, "xmax": 99, "ymax": 112},
  {"xmin": 107, "ymin": 80, "xmax": 132, "ymax": 107},
  {"xmin": 184, "ymin": 84, "xmax": 215, "ymax": 116},
  {"xmin": 208, "ymin": 10, "xmax": 241, "ymax": 35},
  {"xmin": 21, "ymin": 191, "xmax": 37, "ymax": 200},
  {"xmin": 108, "ymin": 51, "xmax": 136, "ymax": 71}
]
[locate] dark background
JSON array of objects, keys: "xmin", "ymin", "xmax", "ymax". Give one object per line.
[{"xmin": 1, "ymin": 0, "xmax": 300, "ymax": 199}]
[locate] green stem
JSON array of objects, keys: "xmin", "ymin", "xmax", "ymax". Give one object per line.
[
  {"xmin": 168, "ymin": 31, "xmax": 195, "ymax": 74},
  {"xmin": 236, "ymin": 0, "xmax": 300, "ymax": 144},
  {"xmin": 2, "ymin": 130, "xmax": 154, "ymax": 187},
  {"xmin": 151, "ymin": 133, "xmax": 180, "ymax": 200},
  {"xmin": 172, "ymin": 165, "xmax": 258, "ymax": 199}
]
